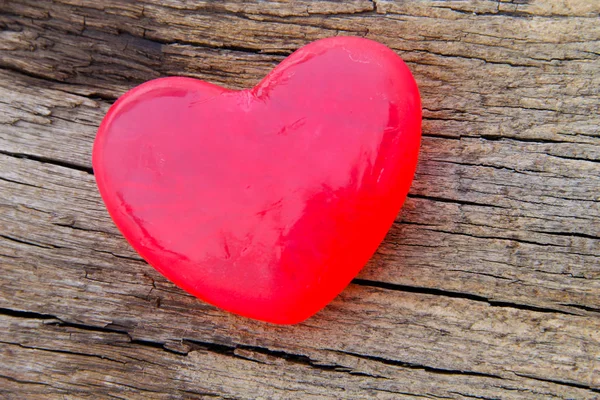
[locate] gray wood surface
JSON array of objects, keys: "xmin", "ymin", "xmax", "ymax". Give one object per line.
[{"xmin": 1, "ymin": 0, "xmax": 599, "ymax": 398}]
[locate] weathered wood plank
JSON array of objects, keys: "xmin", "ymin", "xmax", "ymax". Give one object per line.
[
  {"xmin": 0, "ymin": 0, "xmax": 599, "ymax": 398},
  {"xmin": 1, "ymin": 142, "xmax": 599, "ymax": 396},
  {"xmin": 2, "ymin": 312, "xmax": 598, "ymax": 399}
]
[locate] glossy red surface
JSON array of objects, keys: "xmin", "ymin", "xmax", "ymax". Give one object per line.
[{"xmin": 93, "ymin": 36, "xmax": 421, "ymax": 324}]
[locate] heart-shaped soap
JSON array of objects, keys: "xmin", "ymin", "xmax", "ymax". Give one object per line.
[{"xmin": 93, "ymin": 36, "xmax": 421, "ymax": 324}]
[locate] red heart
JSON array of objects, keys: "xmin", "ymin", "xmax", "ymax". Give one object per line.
[{"xmin": 93, "ymin": 36, "xmax": 421, "ymax": 324}]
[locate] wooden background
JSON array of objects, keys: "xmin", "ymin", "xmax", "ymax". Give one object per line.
[{"xmin": 1, "ymin": 0, "xmax": 599, "ymax": 398}]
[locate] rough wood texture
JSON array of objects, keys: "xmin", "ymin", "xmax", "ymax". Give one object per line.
[{"xmin": 1, "ymin": 0, "xmax": 599, "ymax": 398}]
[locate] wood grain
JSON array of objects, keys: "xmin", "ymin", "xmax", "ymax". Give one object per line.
[{"xmin": 0, "ymin": 0, "xmax": 599, "ymax": 398}]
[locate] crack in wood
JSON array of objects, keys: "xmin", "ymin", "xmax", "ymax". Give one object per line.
[
  {"xmin": 352, "ymin": 279, "xmax": 580, "ymax": 316},
  {"xmin": 513, "ymin": 373, "xmax": 600, "ymax": 394},
  {"xmin": 0, "ymin": 307, "xmax": 384, "ymax": 380},
  {"xmin": 0, "ymin": 340, "xmax": 127, "ymax": 364},
  {"xmin": 0, "ymin": 374, "xmax": 55, "ymax": 388},
  {"xmin": 0, "ymin": 149, "xmax": 93, "ymax": 174},
  {"xmin": 330, "ymin": 349, "xmax": 503, "ymax": 379},
  {"xmin": 0, "ymin": 234, "xmax": 59, "ymax": 250},
  {"xmin": 407, "ymin": 193, "xmax": 508, "ymax": 209},
  {"xmin": 0, "ymin": 175, "xmax": 40, "ymax": 189}
]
